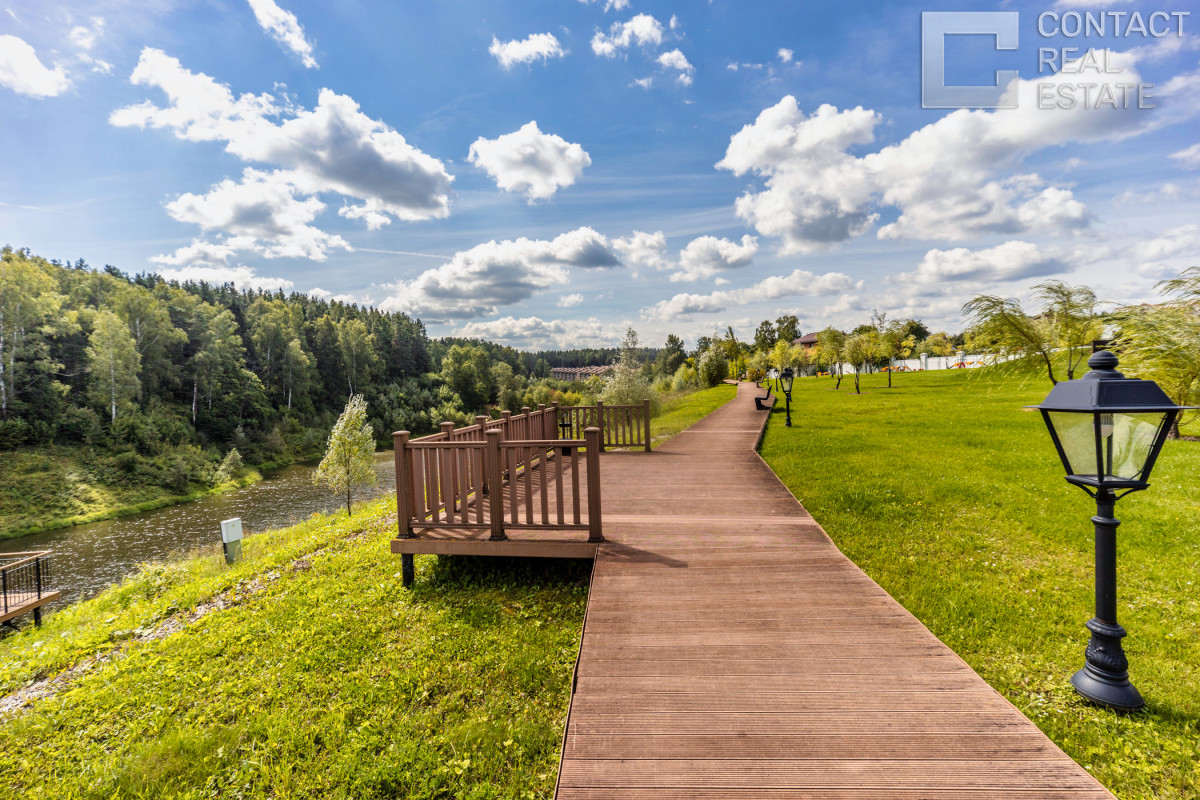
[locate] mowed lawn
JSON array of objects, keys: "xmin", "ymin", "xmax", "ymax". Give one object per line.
[{"xmin": 760, "ymin": 368, "xmax": 1200, "ymax": 799}]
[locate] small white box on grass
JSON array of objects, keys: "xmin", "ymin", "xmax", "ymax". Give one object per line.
[{"xmin": 221, "ymin": 517, "xmax": 243, "ymax": 564}]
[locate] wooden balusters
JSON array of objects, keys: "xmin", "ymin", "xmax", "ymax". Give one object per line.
[{"xmin": 585, "ymin": 427, "xmax": 603, "ymax": 542}]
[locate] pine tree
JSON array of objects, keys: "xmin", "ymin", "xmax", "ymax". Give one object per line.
[{"xmin": 313, "ymin": 394, "xmax": 377, "ymax": 516}]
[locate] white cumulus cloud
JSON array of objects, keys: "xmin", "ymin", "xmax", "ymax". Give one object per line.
[
  {"xmin": 111, "ymin": 48, "xmax": 453, "ymax": 262},
  {"xmin": 894, "ymin": 241, "xmax": 1067, "ymax": 286},
  {"xmin": 613, "ymin": 230, "xmax": 669, "ymax": 273},
  {"xmin": 454, "ymin": 316, "xmax": 622, "ymax": 349},
  {"xmin": 674, "ymin": 235, "xmax": 758, "ymax": 282},
  {"xmin": 69, "ymin": 17, "xmax": 105, "ymax": 51},
  {"xmin": 558, "ymin": 293, "xmax": 584, "ymax": 308},
  {"xmin": 468, "ymin": 121, "xmax": 591, "ymax": 201},
  {"xmin": 489, "ymin": 33, "xmax": 566, "ymax": 68},
  {"xmin": 716, "ymin": 51, "xmax": 1183, "ymax": 253},
  {"xmin": 247, "ymin": 0, "xmax": 318, "ymax": 68},
  {"xmin": 1124, "ymin": 224, "xmax": 1200, "ymax": 276},
  {"xmin": 379, "ymin": 228, "xmax": 620, "ymax": 320},
  {"xmin": 777, "ymin": 48, "xmax": 793, "ymax": 63},
  {"xmin": 150, "ymin": 239, "xmax": 240, "ymax": 268},
  {"xmin": 643, "ymin": 269, "xmax": 856, "ymax": 320},
  {"xmin": 163, "ymin": 168, "xmax": 351, "ymax": 261},
  {"xmin": 0, "ymin": 35, "xmax": 71, "ymax": 97},
  {"xmin": 657, "ymin": 49, "xmax": 694, "ymax": 85},
  {"xmin": 591, "ymin": 14, "xmax": 664, "ymax": 57}
]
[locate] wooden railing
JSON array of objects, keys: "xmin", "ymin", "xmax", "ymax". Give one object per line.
[
  {"xmin": 559, "ymin": 399, "xmax": 651, "ymax": 452},
  {"xmin": 1, "ymin": 551, "xmax": 58, "ymax": 627},
  {"xmin": 394, "ymin": 421, "xmax": 602, "ymax": 542},
  {"xmin": 391, "ymin": 400, "xmax": 653, "ymax": 546}
]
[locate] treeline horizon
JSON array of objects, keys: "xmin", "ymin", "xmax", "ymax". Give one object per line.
[{"xmin": 0, "ymin": 245, "xmax": 963, "ymax": 473}]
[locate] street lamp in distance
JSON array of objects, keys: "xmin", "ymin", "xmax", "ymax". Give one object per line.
[
  {"xmin": 1030, "ymin": 350, "xmax": 1194, "ymax": 711},
  {"xmin": 780, "ymin": 367, "xmax": 794, "ymax": 428}
]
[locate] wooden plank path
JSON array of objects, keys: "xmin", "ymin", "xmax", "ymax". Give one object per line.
[{"xmin": 555, "ymin": 381, "xmax": 1114, "ymax": 799}]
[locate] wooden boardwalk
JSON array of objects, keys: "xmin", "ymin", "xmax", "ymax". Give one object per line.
[{"xmin": 555, "ymin": 382, "xmax": 1114, "ymax": 799}]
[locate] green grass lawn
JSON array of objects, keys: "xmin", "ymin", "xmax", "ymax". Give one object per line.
[
  {"xmin": 760, "ymin": 368, "xmax": 1200, "ymax": 799},
  {"xmin": 649, "ymin": 382, "xmax": 738, "ymax": 447},
  {"xmin": 0, "ymin": 497, "xmax": 588, "ymax": 799}
]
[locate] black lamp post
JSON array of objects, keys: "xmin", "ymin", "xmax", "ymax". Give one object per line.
[
  {"xmin": 1031, "ymin": 350, "xmax": 1193, "ymax": 711},
  {"xmin": 780, "ymin": 367, "xmax": 794, "ymax": 427}
]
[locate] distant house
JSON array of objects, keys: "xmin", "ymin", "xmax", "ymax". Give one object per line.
[
  {"xmin": 550, "ymin": 365, "xmax": 614, "ymax": 381},
  {"xmin": 792, "ymin": 332, "xmax": 818, "ymax": 351}
]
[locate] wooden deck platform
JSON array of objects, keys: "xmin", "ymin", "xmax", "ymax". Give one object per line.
[
  {"xmin": 554, "ymin": 382, "xmax": 1114, "ymax": 799},
  {"xmin": 0, "ymin": 591, "xmax": 60, "ymax": 626}
]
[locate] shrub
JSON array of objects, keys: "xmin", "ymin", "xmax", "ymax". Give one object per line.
[
  {"xmin": 0, "ymin": 417, "xmax": 33, "ymax": 448},
  {"xmin": 696, "ymin": 348, "xmax": 729, "ymax": 387},
  {"xmin": 671, "ymin": 364, "xmax": 697, "ymax": 392},
  {"xmin": 215, "ymin": 448, "xmax": 244, "ymax": 484},
  {"xmin": 55, "ymin": 407, "xmax": 104, "ymax": 450},
  {"xmin": 600, "ymin": 365, "xmax": 659, "ymax": 414}
]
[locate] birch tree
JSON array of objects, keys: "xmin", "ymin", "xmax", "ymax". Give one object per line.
[
  {"xmin": 0, "ymin": 251, "xmax": 67, "ymax": 417},
  {"xmin": 314, "ymin": 394, "xmax": 377, "ymax": 516},
  {"xmin": 87, "ymin": 310, "xmax": 141, "ymax": 423},
  {"xmin": 281, "ymin": 338, "xmax": 312, "ymax": 411}
]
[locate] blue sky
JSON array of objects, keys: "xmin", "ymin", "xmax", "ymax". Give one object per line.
[{"xmin": 2, "ymin": 0, "xmax": 1199, "ymax": 349}]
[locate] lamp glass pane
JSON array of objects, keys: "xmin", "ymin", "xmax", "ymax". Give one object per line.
[
  {"xmin": 1047, "ymin": 411, "xmax": 1099, "ymax": 478},
  {"xmin": 1106, "ymin": 412, "xmax": 1167, "ymax": 481}
]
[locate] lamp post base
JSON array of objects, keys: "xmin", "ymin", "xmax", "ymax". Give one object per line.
[{"xmin": 1071, "ymin": 617, "xmax": 1144, "ymax": 711}]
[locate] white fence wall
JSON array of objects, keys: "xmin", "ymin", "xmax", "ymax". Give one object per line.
[{"xmin": 813, "ymin": 352, "xmax": 1003, "ymax": 375}]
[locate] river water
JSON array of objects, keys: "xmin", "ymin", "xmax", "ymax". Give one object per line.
[{"xmin": 1, "ymin": 452, "xmax": 397, "ymax": 611}]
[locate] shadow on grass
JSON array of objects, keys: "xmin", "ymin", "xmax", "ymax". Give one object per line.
[{"xmin": 415, "ymin": 554, "xmax": 592, "ymax": 593}]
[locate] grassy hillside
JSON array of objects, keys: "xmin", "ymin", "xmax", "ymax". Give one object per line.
[
  {"xmin": 760, "ymin": 367, "xmax": 1200, "ymax": 799},
  {"xmin": 0, "ymin": 495, "xmax": 589, "ymax": 799}
]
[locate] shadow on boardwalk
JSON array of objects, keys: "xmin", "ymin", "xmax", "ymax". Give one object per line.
[{"xmin": 555, "ymin": 381, "xmax": 1114, "ymax": 799}]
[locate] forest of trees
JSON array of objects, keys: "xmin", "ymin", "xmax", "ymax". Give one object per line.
[
  {"xmin": 0, "ymin": 248, "xmax": 700, "ymax": 502},
  {"xmin": 0, "ymin": 248, "xmax": 528, "ymax": 496}
]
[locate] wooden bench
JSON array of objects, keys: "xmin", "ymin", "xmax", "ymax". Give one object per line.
[{"xmin": 754, "ymin": 385, "xmax": 773, "ymax": 410}]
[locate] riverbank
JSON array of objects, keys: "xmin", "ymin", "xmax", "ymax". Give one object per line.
[{"xmin": 0, "ymin": 446, "xmax": 269, "ymax": 541}]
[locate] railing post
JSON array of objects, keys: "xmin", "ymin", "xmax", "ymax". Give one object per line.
[
  {"xmin": 537, "ymin": 404, "xmax": 547, "ymax": 438},
  {"xmin": 2, "ymin": 567, "xmax": 7, "ymax": 615},
  {"xmin": 596, "ymin": 401, "xmax": 605, "ymax": 453},
  {"xmin": 485, "ymin": 429, "xmax": 506, "ymax": 541},
  {"xmin": 393, "ymin": 431, "xmax": 415, "ymax": 588},
  {"xmin": 585, "ymin": 427, "xmax": 603, "ymax": 542},
  {"xmin": 33, "ymin": 558, "xmax": 43, "ymax": 626},
  {"xmin": 501, "ymin": 410, "xmax": 512, "ymax": 439},
  {"xmin": 643, "ymin": 398, "xmax": 652, "ymax": 452},
  {"xmin": 475, "ymin": 415, "xmax": 491, "ymax": 492},
  {"xmin": 393, "ymin": 431, "xmax": 413, "ymax": 539},
  {"xmin": 440, "ymin": 420, "xmax": 455, "ymax": 439}
]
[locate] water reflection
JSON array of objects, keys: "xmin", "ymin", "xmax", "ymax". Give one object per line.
[{"xmin": 1, "ymin": 452, "xmax": 396, "ymax": 611}]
